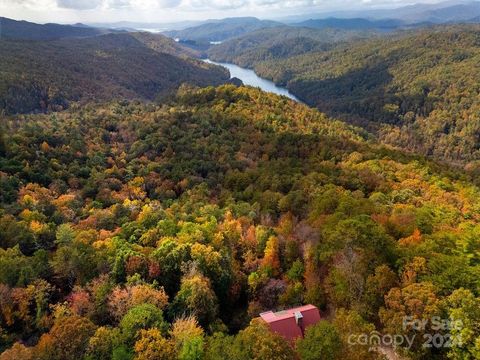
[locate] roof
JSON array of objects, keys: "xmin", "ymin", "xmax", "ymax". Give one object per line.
[
  {"xmin": 260, "ymin": 304, "xmax": 318, "ymax": 323},
  {"xmin": 259, "ymin": 304, "xmax": 321, "ymax": 341}
]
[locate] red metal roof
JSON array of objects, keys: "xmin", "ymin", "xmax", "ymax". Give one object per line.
[{"xmin": 260, "ymin": 304, "xmax": 321, "ymax": 341}]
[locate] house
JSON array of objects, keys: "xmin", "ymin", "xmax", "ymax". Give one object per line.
[{"xmin": 259, "ymin": 304, "xmax": 321, "ymax": 341}]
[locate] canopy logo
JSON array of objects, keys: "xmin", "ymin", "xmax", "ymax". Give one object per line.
[{"xmin": 347, "ymin": 317, "xmax": 464, "ymax": 350}]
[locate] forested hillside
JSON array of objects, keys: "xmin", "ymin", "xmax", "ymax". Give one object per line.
[
  {"xmin": 207, "ymin": 26, "xmax": 376, "ymax": 68},
  {"xmin": 292, "ymin": 18, "xmax": 404, "ymax": 31},
  {"xmin": 163, "ymin": 17, "xmax": 281, "ymax": 42},
  {"xmin": 0, "ymin": 17, "xmax": 118, "ymax": 40},
  {"xmin": 0, "ymin": 33, "xmax": 228, "ymax": 115},
  {"xmin": 213, "ymin": 25, "xmax": 480, "ymax": 163},
  {"xmin": 1, "ymin": 85, "xmax": 480, "ymax": 359}
]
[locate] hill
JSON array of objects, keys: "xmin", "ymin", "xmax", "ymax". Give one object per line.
[
  {"xmin": 293, "ymin": 17, "xmax": 404, "ymax": 31},
  {"xmin": 404, "ymin": 0, "xmax": 480, "ymax": 23},
  {"xmin": 163, "ymin": 17, "xmax": 282, "ymax": 42},
  {"xmin": 1, "ymin": 85, "xmax": 480, "ymax": 359},
  {"xmin": 0, "ymin": 32, "xmax": 229, "ymax": 114},
  {"xmin": 280, "ymin": 0, "xmax": 480, "ymax": 24},
  {"xmin": 0, "ymin": 17, "xmax": 118, "ymax": 40},
  {"xmin": 207, "ymin": 26, "xmax": 376, "ymax": 68},
  {"xmin": 245, "ymin": 25, "xmax": 480, "ymax": 163}
]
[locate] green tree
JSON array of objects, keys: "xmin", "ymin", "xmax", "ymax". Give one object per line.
[
  {"xmin": 85, "ymin": 326, "xmax": 122, "ymax": 360},
  {"xmin": 296, "ymin": 320, "xmax": 341, "ymax": 360},
  {"xmin": 179, "ymin": 336, "xmax": 204, "ymax": 360},
  {"xmin": 444, "ymin": 288, "xmax": 480, "ymax": 360},
  {"xmin": 120, "ymin": 304, "xmax": 167, "ymax": 345}
]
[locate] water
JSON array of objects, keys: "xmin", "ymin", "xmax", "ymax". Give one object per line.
[{"xmin": 204, "ymin": 59, "xmax": 301, "ymax": 102}]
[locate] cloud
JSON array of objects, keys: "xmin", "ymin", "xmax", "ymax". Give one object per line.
[
  {"xmin": 127, "ymin": 0, "xmax": 183, "ymax": 8},
  {"xmin": 0, "ymin": 0, "xmax": 56, "ymax": 7},
  {"xmin": 251, "ymin": 0, "xmax": 330, "ymax": 7},
  {"xmin": 106, "ymin": 0, "xmax": 131, "ymax": 8},
  {"xmin": 57, "ymin": 0, "xmax": 103, "ymax": 9},
  {"xmin": 1, "ymin": 0, "xmax": 452, "ymax": 23},
  {"xmin": 187, "ymin": 0, "xmax": 248, "ymax": 10},
  {"xmin": 55, "ymin": 0, "xmax": 182, "ymax": 10}
]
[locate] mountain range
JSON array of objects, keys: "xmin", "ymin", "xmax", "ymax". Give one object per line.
[
  {"xmin": 163, "ymin": 17, "xmax": 282, "ymax": 42},
  {"xmin": 0, "ymin": 17, "xmax": 120, "ymax": 40},
  {"xmin": 280, "ymin": 0, "xmax": 480, "ymax": 24}
]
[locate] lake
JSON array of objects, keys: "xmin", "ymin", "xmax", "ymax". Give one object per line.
[{"xmin": 204, "ymin": 59, "xmax": 301, "ymax": 102}]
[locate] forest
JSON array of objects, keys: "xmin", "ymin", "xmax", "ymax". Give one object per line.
[
  {"xmin": 1, "ymin": 85, "xmax": 480, "ymax": 359},
  {"xmin": 0, "ymin": 32, "xmax": 228, "ymax": 115},
  {"xmin": 0, "ymin": 17, "xmax": 120, "ymax": 41},
  {"xmin": 209, "ymin": 25, "xmax": 480, "ymax": 164},
  {"xmin": 207, "ymin": 26, "xmax": 375, "ymax": 68}
]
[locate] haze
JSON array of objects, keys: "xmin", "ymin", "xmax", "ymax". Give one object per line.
[{"xmin": 0, "ymin": 0, "xmax": 457, "ymax": 24}]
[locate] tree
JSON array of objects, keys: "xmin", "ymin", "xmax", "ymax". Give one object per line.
[
  {"xmin": 171, "ymin": 316, "xmax": 205, "ymax": 360},
  {"xmin": 333, "ymin": 309, "xmax": 383, "ymax": 360},
  {"xmin": 178, "ymin": 336, "xmax": 204, "ymax": 360},
  {"xmin": 261, "ymin": 236, "xmax": 281, "ymax": 276},
  {"xmin": 230, "ymin": 319, "xmax": 295, "ymax": 360},
  {"xmin": 172, "ymin": 272, "xmax": 218, "ymax": 326},
  {"xmin": 0, "ymin": 215, "xmax": 35, "ymax": 254},
  {"xmin": 36, "ymin": 315, "xmax": 96, "ymax": 360},
  {"xmin": 0, "ymin": 246, "xmax": 37, "ymax": 287},
  {"xmin": 108, "ymin": 284, "xmax": 168, "ymax": 322},
  {"xmin": 119, "ymin": 303, "xmax": 168, "ymax": 345},
  {"xmin": 379, "ymin": 282, "xmax": 440, "ymax": 356},
  {"xmin": 86, "ymin": 326, "xmax": 122, "ymax": 360},
  {"xmin": 204, "ymin": 333, "xmax": 235, "ymax": 360},
  {"xmin": 134, "ymin": 328, "xmax": 177, "ymax": 360},
  {"xmin": 444, "ymin": 288, "xmax": 480, "ymax": 360},
  {"xmin": 51, "ymin": 242, "xmax": 100, "ymax": 287},
  {"xmin": 55, "ymin": 223, "xmax": 76, "ymax": 246},
  {"xmin": 171, "ymin": 315, "xmax": 204, "ymax": 346},
  {"xmin": 325, "ymin": 248, "xmax": 367, "ymax": 310},
  {"xmin": 286, "ymin": 259, "xmax": 304, "ymax": 282},
  {"xmin": 0, "ymin": 343, "xmax": 34, "ymax": 360},
  {"xmin": 152, "ymin": 239, "xmax": 191, "ymax": 294},
  {"xmin": 190, "ymin": 243, "xmax": 232, "ymax": 303},
  {"xmin": 296, "ymin": 320, "xmax": 341, "ymax": 360},
  {"xmin": 363, "ymin": 264, "xmax": 397, "ymax": 320}
]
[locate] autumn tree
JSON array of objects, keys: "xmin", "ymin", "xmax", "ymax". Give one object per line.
[
  {"xmin": 172, "ymin": 272, "xmax": 218, "ymax": 327},
  {"xmin": 171, "ymin": 316, "xmax": 205, "ymax": 360},
  {"xmin": 134, "ymin": 328, "xmax": 177, "ymax": 360},
  {"xmin": 379, "ymin": 282, "xmax": 440, "ymax": 356},
  {"xmin": 108, "ymin": 284, "xmax": 168, "ymax": 322},
  {"xmin": 35, "ymin": 315, "xmax": 96, "ymax": 360},
  {"xmin": 230, "ymin": 319, "xmax": 295, "ymax": 360}
]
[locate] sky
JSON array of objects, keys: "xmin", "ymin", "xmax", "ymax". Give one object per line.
[{"xmin": 0, "ymin": 0, "xmax": 455, "ymax": 24}]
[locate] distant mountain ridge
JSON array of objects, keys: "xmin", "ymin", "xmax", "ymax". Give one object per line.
[
  {"xmin": 163, "ymin": 17, "xmax": 282, "ymax": 42},
  {"xmin": 280, "ymin": 0, "xmax": 480, "ymax": 24},
  {"xmin": 292, "ymin": 18, "xmax": 405, "ymax": 31},
  {"xmin": 0, "ymin": 17, "xmax": 120, "ymax": 40}
]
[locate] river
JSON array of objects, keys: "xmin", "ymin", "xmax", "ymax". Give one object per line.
[{"xmin": 203, "ymin": 59, "xmax": 301, "ymax": 102}]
